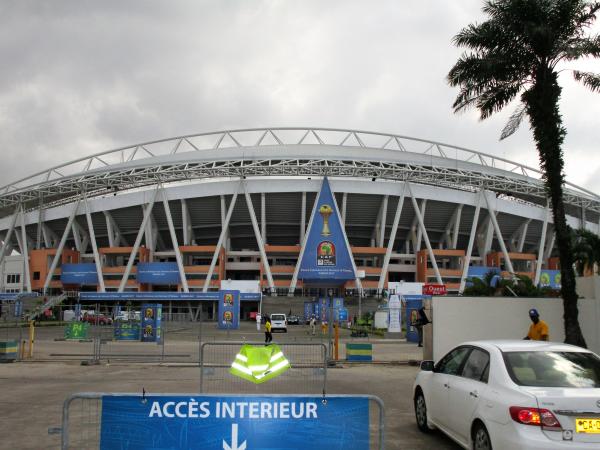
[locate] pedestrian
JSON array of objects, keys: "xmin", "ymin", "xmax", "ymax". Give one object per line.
[
  {"xmin": 264, "ymin": 317, "xmax": 273, "ymax": 344},
  {"xmin": 412, "ymin": 307, "xmax": 430, "ymax": 348},
  {"xmin": 353, "ymin": 315, "xmax": 357, "ymax": 326},
  {"xmin": 524, "ymin": 308, "xmax": 549, "ymax": 341},
  {"xmin": 256, "ymin": 312, "xmax": 262, "ymax": 331},
  {"xmin": 309, "ymin": 315, "xmax": 316, "ymax": 335}
]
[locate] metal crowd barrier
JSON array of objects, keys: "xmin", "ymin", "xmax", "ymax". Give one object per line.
[
  {"xmin": 200, "ymin": 341, "xmax": 328, "ymax": 394},
  {"xmin": 57, "ymin": 392, "xmax": 385, "ymax": 450}
]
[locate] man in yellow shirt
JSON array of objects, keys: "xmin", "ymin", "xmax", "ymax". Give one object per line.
[{"xmin": 524, "ymin": 308, "xmax": 549, "ymax": 341}]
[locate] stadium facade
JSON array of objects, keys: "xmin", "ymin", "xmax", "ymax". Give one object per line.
[{"xmin": 0, "ymin": 127, "xmax": 599, "ymax": 303}]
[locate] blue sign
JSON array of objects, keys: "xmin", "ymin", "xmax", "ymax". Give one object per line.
[
  {"xmin": 14, "ymin": 300, "xmax": 23, "ymax": 317},
  {"xmin": 303, "ymin": 301, "xmax": 315, "ymax": 321},
  {"xmin": 61, "ymin": 263, "xmax": 98, "ymax": 285},
  {"xmin": 100, "ymin": 395, "xmax": 369, "ymax": 450},
  {"xmin": 79, "ymin": 292, "xmax": 260, "ymax": 302},
  {"xmin": 218, "ymin": 290, "xmax": 240, "ymax": 329},
  {"xmin": 298, "ymin": 178, "xmax": 356, "ymax": 283},
  {"xmin": 74, "ymin": 303, "xmax": 82, "ymax": 321},
  {"xmin": 114, "ymin": 322, "xmax": 141, "ymax": 341},
  {"xmin": 141, "ymin": 304, "xmax": 162, "ymax": 342},
  {"xmin": 539, "ymin": 270, "xmax": 561, "ymax": 289},
  {"xmin": 137, "ymin": 263, "xmax": 180, "ymax": 285}
]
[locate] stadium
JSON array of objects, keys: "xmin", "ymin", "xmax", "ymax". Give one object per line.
[{"xmin": 0, "ymin": 127, "xmax": 599, "ymax": 316}]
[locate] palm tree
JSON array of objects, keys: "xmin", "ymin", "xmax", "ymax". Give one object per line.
[
  {"xmin": 448, "ymin": 0, "xmax": 600, "ymax": 347},
  {"xmin": 571, "ymin": 227, "xmax": 600, "ymax": 275}
]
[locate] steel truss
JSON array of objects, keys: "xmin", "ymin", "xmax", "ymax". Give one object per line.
[{"xmin": 0, "ymin": 127, "xmax": 598, "ymax": 216}]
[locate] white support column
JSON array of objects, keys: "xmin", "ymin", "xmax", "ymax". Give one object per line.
[
  {"xmin": 72, "ymin": 220, "xmax": 89, "ymax": 253},
  {"xmin": 244, "ymin": 185, "xmax": 276, "ymax": 295},
  {"xmin": 300, "ymin": 192, "xmax": 306, "ymax": 244},
  {"xmin": 162, "ymin": 188, "xmax": 189, "ymax": 292},
  {"xmin": 483, "ymin": 191, "xmax": 515, "ymax": 276},
  {"xmin": 261, "ymin": 192, "xmax": 267, "ymax": 244},
  {"xmin": 0, "ymin": 206, "xmax": 20, "ymax": 266},
  {"xmin": 342, "ymin": 192, "xmax": 348, "ymax": 225},
  {"xmin": 534, "ymin": 200, "xmax": 550, "ymax": 285},
  {"xmin": 205, "ymin": 187, "xmax": 241, "ymax": 292},
  {"xmin": 143, "ymin": 206, "xmax": 165, "ymax": 253},
  {"xmin": 543, "ymin": 232, "xmax": 556, "ymax": 262},
  {"xmin": 407, "ymin": 183, "xmax": 442, "ymax": 285},
  {"xmin": 459, "ymin": 191, "xmax": 483, "ymax": 294},
  {"xmin": 84, "ymin": 196, "xmax": 106, "ymax": 292},
  {"xmin": 514, "ymin": 219, "xmax": 531, "ymax": 253},
  {"xmin": 104, "ymin": 211, "xmax": 128, "ymax": 247},
  {"xmin": 42, "ymin": 224, "xmax": 59, "ymax": 249},
  {"xmin": 181, "ymin": 199, "xmax": 194, "ymax": 246},
  {"xmin": 118, "ymin": 188, "xmax": 160, "ymax": 292},
  {"xmin": 377, "ymin": 185, "xmax": 406, "ymax": 292},
  {"xmin": 220, "ymin": 195, "xmax": 230, "ymax": 251},
  {"xmin": 36, "ymin": 197, "xmax": 43, "ymax": 250},
  {"xmin": 43, "ymin": 200, "xmax": 82, "ymax": 293},
  {"xmin": 477, "ymin": 215, "xmax": 495, "ymax": 260},
  {"xmin": 19, "ymin": 209, "xmax": 32, "ymax": 293},
  {"xmin": 378, "ymin": 195, "xmax": 388, "ymax": 248},
  {"xmin": 452, "ymin": 204, "xmax": 463, "ymax": 249}
]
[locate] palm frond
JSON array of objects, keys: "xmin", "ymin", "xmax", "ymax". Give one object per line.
[
  {"xmin": 563, "ymin": 35, "xmax": 600, "ymax": 60},
  {"xmin": 573, "ymin": 70, "xmax": 600, "ymax": 92},
  {"xmin": 500, "ymin": 103, "xmax": 527, "ymax": 140}
]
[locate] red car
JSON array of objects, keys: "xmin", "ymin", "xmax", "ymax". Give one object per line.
[{"xmin": 82, "ymin": 314, "xmax": 113, "ymax": 325}]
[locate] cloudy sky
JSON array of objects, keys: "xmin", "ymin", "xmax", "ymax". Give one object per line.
[{"xmin": 1, "ymin": 0, "xmax": 599, "ymax": 192}]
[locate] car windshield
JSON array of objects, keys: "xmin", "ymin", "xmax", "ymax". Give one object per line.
[
  {"xmin": 503, "ymin": 351, "xmax": 600, "ymax": 388},
  {"xmin": 271, "ymin": 315, "xmax": 285, "ymax": 321}
]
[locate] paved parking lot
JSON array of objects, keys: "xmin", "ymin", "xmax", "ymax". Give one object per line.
[{"xmin": 0, "ymin": 322, "xmax": 460, "ymax": 449}]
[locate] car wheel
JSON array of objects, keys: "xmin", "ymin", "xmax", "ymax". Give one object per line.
[
  {"xmin": 473, "ymin": 423, "xmax": 492, "ymax": 450},
  {"xmin": 414, "ymin": 390, "xmax": 430, "ymax": 433}
]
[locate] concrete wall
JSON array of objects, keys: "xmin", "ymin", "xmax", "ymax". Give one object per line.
[
  {"xmin": 431, "ymin": 296, "xmax": 600, "ymax": 362},
  {"xmin": 0, "ymin": 255, "xmax": 24, "ymax": 293}
]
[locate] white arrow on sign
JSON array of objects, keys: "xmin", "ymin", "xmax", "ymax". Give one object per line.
[{"xmin": 223, "ymin": 423, "xmax": 247, "ymax": 450}]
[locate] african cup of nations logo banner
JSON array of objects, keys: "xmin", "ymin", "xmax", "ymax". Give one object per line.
[
  {"xmin": 317, "ymin": 241, "xmax": 336, "ymax": 266},
  {"xmin": 218, "ymin": 290, "xmax": 240, "ymax": 329},
  {"xmin": 539, "ymin": 270, "xmax": 561, "ymax": 289}
]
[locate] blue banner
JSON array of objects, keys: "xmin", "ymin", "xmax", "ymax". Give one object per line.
[
  {"xmin": 100, "ymin": 395, "xmax": 369, "ymax": 450},
  {"xmin": 217, "ymin": 290, "xmax": 240, "ymax": 329},
  {"xmin": 539, "ymin": 270, "xmax": 561, "ymax": 289},
  {"xmin": 137, "ymin": 263, "xmax": 180, "ymax": 285},
  {"xmin": 79, "ymin": 292, "xmax": 260, "ymax": 302},
  {"xmin": 61, "ymin": 263, "xmax": 98, "ymax": 285},
  {"xmin": 141, "ymin": 304, "xmax": 162, "ymax": 342},
  {"xmin": 298, "ymin": 178, "xmax": 356, "ymax": 283},
  {"xmin": 304, "ymin": 302, "xmax": 315, "ymax": 321},
  {"xmin": 114, "ymin": 322, "xmax": 141, "ymax": 341}
]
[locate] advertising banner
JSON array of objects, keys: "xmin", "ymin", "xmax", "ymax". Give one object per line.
[
  {"xmin": 137, "ymin": 263, "xmax": 180, "ymax": 285},
  {"xmin": 422, "ymin": 284, "xmax": 447, "ymax": 296},
  {"xmin": 217, "ymin": 290, "xmax": 240, "ymax": 330},
  {"xmin": 61, "ymin": 263, "xmax": 98, "ymax": 285},
  {"xmin": 114, "ymin": 322, "xmax": 141, "ymax": 341},
  {"xmin": 298, "ymin": 178, "xmax": 356, "ymax": 283},
  {"xmin": 303, "ymin": 302, "xmax": 314, "ymax": 322},
  {"xmin": 79, "ymin": 292, "xmax": 260, "ymax": 302},
  {"xmin": 388, "ymin": 295, "xmax": 401, "ymax": 333},
  {"xmin": 539, "ymin": 270, "xmax": 561, "ymax": 289},
  {"xmin": 100, "ymin": 395, "xmax": 370, "ymax": 450},
  {"xmin": 141, "ymin": 304, "xmax": 162, "ymax": 343},
  {"xmin": 64, "ymin": 322, "xmax": 89, "ymax": 340}
]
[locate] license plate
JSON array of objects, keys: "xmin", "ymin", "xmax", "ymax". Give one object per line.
[{"xmin": 576, "ymin": 418, "xmax": 600, "ymax": 433}]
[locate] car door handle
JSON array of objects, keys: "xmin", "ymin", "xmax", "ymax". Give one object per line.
[{"xmin": 469, "ymin": 391, "xmax": 479, "ymax": 398}]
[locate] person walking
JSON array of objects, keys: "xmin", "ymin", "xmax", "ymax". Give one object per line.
[
  {"xmin": 413, "ymin": 307, "xmax": 430, "ymax": 348},
  {"xmin": 309, "ymin": 315, "xmax": 316, "ymax": 336},
  {"xmin": 524, "ymin": 308, "xmax": 549, "ymax": 341},
  {"xmin": 264, "ymin": 317, "xmax": 273, "ymax": 344}
]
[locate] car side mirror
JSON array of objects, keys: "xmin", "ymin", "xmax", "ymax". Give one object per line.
[{"xmin": 420, "ymin": 360, "xmax": 434, "ymax": 372}]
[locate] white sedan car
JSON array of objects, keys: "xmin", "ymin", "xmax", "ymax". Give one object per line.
[{"xmin": 413, "ymin": 340, "xmax": 600, "ymax": 450}]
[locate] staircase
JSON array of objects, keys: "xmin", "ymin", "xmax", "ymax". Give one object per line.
[{"xmin": 26, "ymin": 294, "xmax": 68, "ymax": 321}]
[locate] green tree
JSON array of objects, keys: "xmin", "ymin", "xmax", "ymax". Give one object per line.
[
  {"xmin": 571, "ymin": 226, "xmax": 600, "ymax": 275},
  {"xmin": 448, "ymin": 0, "xmax": 600, "ymax": 347}
]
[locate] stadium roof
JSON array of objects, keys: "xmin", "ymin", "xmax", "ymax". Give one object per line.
[{"xmin": 1, "ymin": 127, "xmax": 598, "ymax": 219}]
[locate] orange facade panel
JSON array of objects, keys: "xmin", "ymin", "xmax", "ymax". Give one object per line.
[
  {"xmin": 29, "ymin": 248, "xmax": 80, "ymax": 290},
  {"xmin": 265, "ymin": 245, "xmax": 301, "ymax": 254},
  {"xmin": 350, "ymin": 246, "xmax": 386, "ymax": 255},
  {"xmin": 179, "ymin": 245, "xmax": 218, "ymax": 254}
]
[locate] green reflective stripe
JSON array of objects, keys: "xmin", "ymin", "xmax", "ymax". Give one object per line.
[
  {"xmin": 346, "ymin": 349, "xmax": 372, "ymax": 356},
  {"xmin": 270, "ymin": 351, "xmax": 284, "ymax": 362},
  {"xmin": 229, "ymin": 344, "xmax": 291, "ymax": 384},
  {"xmin": 248, "ymin": 364, "xmax": 269, "ymax": 372},
  {"xmin": 235, "ymin": 353, "xmax": 248, "ymax": 362},
  {"xmin": 231, "ymin": 362, "xmax": 252, "ymax": 375}
]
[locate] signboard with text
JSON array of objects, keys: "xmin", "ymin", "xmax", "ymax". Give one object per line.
[
  {"xmin": 298, "ymin": 177, "xmax": 356, "ymax": 284},
  {"xmin": 137, "ymin": 263, "xmax": 180, "ymax": 285},
  {"xmin": 100, "ymin": 395, "xmax": 370, "ymax": 450},
  {"xmin": 61, "ymin": 263, "xmax": 98, "ymax": 285},
  {"xmin": 422, "ymin": 284, "xmax": 447, "ymax": 296}
]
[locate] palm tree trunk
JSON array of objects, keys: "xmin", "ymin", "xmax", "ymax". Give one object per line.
[{"xmin": 524, "ymin": 68, "xmax": 587, "ymax": 347}]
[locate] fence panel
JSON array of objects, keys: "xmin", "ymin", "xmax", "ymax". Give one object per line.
[
  {"xmin": 200, "ymin": 341, "xmax": 327, "ymax": 394},
  {"xmin": 60, "ymin": 393, "xmax": 385, "ymax": 450}
]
